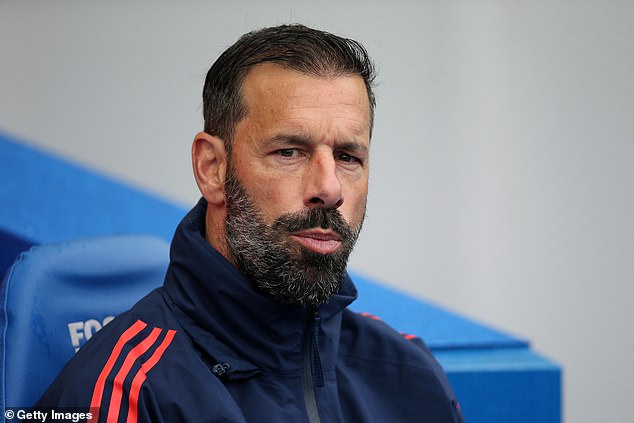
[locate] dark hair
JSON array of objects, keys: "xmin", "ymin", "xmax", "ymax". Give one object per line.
[{"xmin": 202, "ymin": 24, "xmax": 377, "ymax": 152}]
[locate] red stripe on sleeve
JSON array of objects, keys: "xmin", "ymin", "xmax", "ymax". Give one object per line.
[
  {"xmin": 89, "ymin": 320, "xmax": 147, "ymax": 423},
  {"xmin": 105, "ymin": 327, "xmax": 163, "ymax": 423},
  {"xmin": 126, "ymin": 330, "xmax": 177, "ymax": 423},
  {"xmin": 359, "ymin": 312, "xmax": 382, "ymax": 321}
]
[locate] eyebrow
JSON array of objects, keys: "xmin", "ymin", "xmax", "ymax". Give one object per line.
[
  {"xmin": 337, "ymin": 140, "xmax": 369, "ymax": 155},
  {"xmin": 265, "ymin": 134, "xmax": 369, "ymax": 155}
]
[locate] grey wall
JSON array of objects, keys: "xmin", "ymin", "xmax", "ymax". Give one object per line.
[{"xmin": 2, "ymin": 1, "xmax": 633, "ymax": 421}]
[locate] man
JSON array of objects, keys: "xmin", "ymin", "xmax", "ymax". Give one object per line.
[{"xmin": 38, "ymin": 24, "xmax": 465, "ymax": 422}]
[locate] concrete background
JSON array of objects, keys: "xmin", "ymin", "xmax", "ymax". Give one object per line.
[{"xmin": 2, "ymin": 1, "xmax": 633, "ymax": 421}]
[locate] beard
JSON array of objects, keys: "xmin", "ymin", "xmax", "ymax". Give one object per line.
[{"xmin": 223, "ymin": 167, "xmax": 364, "ymax": 308}]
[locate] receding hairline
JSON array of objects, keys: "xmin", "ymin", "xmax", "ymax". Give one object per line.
[{"xmin": 231, "ymin": 62, "xmax": 374, "ymax": 140}]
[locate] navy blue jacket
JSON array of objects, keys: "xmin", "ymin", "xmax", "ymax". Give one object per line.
[{"xmin": 38, "ymin": 200, "xmax": 465, "ymax": 422}]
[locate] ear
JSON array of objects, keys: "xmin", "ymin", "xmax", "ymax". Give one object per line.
[{"xmin": 192, "ymin": 132, "xmax": 228, "ymax": 206}]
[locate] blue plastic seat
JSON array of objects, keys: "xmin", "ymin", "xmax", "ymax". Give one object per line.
[{"xmin": 0, "ymin": 235, "xmax": 169, "ymax": 412}]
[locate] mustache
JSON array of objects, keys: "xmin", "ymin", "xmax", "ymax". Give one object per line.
[{"xmin": 271, "ymin": 208, "xmax": 354, "ymax": 241}]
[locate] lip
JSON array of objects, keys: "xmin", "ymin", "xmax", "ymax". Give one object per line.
[{"xmin": 289, "ymin": 230, "xmax": 342, "ymax": 255}]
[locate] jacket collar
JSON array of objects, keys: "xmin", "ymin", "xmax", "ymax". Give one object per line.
[{"xmin": 163, "ymin": 199, "xmax": 358, "ymax": 376}]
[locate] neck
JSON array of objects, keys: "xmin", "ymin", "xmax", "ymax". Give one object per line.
[{"xmin": 205, "ymin": 201, "xmax": 235, "ymax": 266}]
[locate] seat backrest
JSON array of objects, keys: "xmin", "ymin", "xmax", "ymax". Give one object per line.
[{"xmin": 0, "ymin": 235, "xmax": 169, "ymax": 412}]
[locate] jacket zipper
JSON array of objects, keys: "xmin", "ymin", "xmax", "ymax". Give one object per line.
[{"xmin": 302, "ymin": 310, "xmax": 323, "ymax": 423}]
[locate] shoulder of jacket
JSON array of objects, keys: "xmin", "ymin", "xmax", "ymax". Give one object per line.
[
  {"xmin": 37, "ymin": 294, "xmax": 184, "ymax": 407},
  {"xmin": 342, "ymin": 310, "xmax": 426, "ymax": 344},
  {"xmin": 339, "ymin": 310, "xmax": 464, "ymax": 420},
  {"xmin": 72, "ymin": 317, "xmax": 236, "ymax": 422},
  {"xmin": 340, "ymin": 309, "xmax": 437, "ymax": 364}
]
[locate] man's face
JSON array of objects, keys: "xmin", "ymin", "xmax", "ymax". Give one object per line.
[{"xmin": 224, "ymin": 63, "xmax": 371, "ymax": 307}]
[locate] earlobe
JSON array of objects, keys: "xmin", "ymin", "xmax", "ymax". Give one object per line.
[{"xmin": 192, "ymin": 132, "xmax": 227, "ymax": 206}]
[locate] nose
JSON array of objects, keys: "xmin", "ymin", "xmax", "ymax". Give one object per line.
[{"xmin": 304, "ymin": 152, "xmax": 343, "ymax": 209}]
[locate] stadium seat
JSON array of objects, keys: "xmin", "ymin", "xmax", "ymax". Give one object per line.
[{"xmin": 0, "ymin": 235, "xmax": 169, "ymax": 412}]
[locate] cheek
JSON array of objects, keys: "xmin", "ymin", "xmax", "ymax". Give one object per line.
[
  {"xmin": 246, "ymin": 180, "xmax": 300, "ymax": 223},
  {"xmin": 343, "ymin": 187, "xmax": 368, "ymax": 228}
]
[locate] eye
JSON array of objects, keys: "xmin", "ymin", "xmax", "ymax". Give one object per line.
[
  {"xmin": 277, "ymin": 148, "xmax": 300, "ymax": 158},
  {"xmin": 336, "ymin": 152, "xmax": 362, "ymax": 164}
]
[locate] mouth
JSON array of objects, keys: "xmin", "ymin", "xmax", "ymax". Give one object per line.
[{"xmin": 289, "ymin": 230, "xmax": 342, "ymax": 255}]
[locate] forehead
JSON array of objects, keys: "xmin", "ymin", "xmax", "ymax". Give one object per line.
[{"xmin": 239, "ymin": 63, "xmax": 371, "ymax": 136}]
